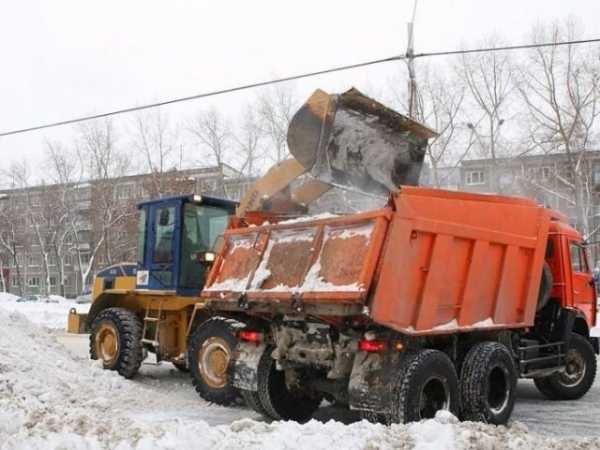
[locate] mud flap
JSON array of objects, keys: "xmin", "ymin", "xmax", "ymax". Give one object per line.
[
  {"xmin": 231, "ymin": 342, "xmax": 266, "ymax": 391},
  {"xmin": 348, "ymin": 350, "xmax": 402, "ymax": 414}
]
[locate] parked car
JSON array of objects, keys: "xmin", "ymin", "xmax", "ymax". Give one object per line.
[
  {"xmin": 75, "ymin": 288, "xmax": 92, "ymax": 304},
  {"xmin": 16, "ymin": 294, "xmax": 59, "ymax": 303}
]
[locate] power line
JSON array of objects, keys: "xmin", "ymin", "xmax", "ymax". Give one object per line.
[
  {"xmin": 1, "ymin": 37, "xmax": 600, "ymax": 138},
  {"xmin": 414, "ymin": 38, "xmax": 600, "ymax": 58}
]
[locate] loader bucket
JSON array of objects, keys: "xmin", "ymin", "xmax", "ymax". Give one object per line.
[{"xmin": 287, "ymin": 88, "xmax": 437, "ymax": 195}]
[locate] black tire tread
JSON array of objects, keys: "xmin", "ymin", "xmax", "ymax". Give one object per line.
[
  {"xmin": 241, "ymin": 389, "xmax": 270, "ymax": 417},
  {"xmin": 187, "ymin": 316, "xmax": 243, "ymax": 405},
  {"xmin": 459, "ymin": 341, "xmax": 517, "ymax": 424},
  {"xmin": 89, "ymin": 307, "xmax": 144, "ymax": 379},
  {"xmin": 533, "ymin": 334, "xmax": 597, "ymax": 401},
  {"xmin": 256, "ymin": 347, "xmax": 321, "ymax": 422},
  {"xmin": 394, "ymin": 349, "xmax": 459, "ymax": 424}
]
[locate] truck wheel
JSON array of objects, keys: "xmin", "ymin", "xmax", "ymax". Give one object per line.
[
  {"xmin": 89, "ymin": 307, "xmax": 143, "ymax": 379},
  {"xmin": 257, "ymin": 347, "xmax": 321, "ymax": 422},
  {"xmin": 241, "ymin": 389, "xmax": 269, "ymax": 417},
  {"xmin": 393, "ymin": 349, "xmax": 459, "ymax": 423},
  {"xmin": 533, "ymin": 334, "xmax": 597, "ymax": 400},
  {"xmin": 459, "ymin": 341, "xmax": 517, "ymax": 425},
  {"xmin": 187, "ymin": 317, "xmax": 242, "ymax": 405}
]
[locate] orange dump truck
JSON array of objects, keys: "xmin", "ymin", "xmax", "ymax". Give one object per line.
[{"xmin": 200, "ymin": 186, "xmax": 598, "ymax": 424}]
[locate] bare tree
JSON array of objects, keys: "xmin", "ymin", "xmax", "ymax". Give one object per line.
[
  {"xmin": 131, "ymin": 110, "xmax": 182, "ymax": 198},
  {"xmin": 517, "ymin": 20, "xmax": 600, "ymax": 241},
  {"xmin": 76, "ymin": 119, "xmax": 131, "ymax": 289},
  {"xmin": 233, "ymin": 105, "xmax": 264, "ymax": 178},
  {"xmin": 418, "ymin": 67, "xmax": 477, "ymax": 187},
  {"xmin": 188, "ymin": 107, "xmax": 232, "ymax": 168},
  {"xmin": 257, "ymin": 83, "xmax": 298, "ymax": 164},
  {"xmin": 459, "ymin": 36, "xmax": 515, "ymax": 192}
]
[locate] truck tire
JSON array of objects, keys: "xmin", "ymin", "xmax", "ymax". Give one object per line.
[
  {"xmin": 537, "ymin": 263, "xmax": 553, "ymax": 312},
  {"xmin": 533, "ymin": 333, "xmax": 597, "ymax": 400},
  {"xmin": 459, "ymin": 341, "xmax": 517, "ymax": 425},
  {"xmin": 241, "ymin": 389, "xmax": 269, "ymax": 417},
  {"xmin": 89, "ymin": 307, "xmax": 143, "ymax": 379},
  {"xmin": 187, "ymin": 317, "xmax": 243, "ymax": 405},
  {"xmin": 257, "ymin": 347, "xmax": 321, "ymax": 422},
  {"xmin": 392, "ymin": 349, "xmax": 459, "ymax": 423}
]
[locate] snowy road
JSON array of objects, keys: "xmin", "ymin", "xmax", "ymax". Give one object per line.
[{"xmin": 57, "ymin": 332, "xmax": 600, "ymax": 438}]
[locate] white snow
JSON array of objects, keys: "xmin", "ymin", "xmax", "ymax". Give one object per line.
[
  {"xmin": 0, "ymin": 293, "xmax": 90, "ymax": 329},
  {"xmin": 278, "ymin": 212, "xmax": 339, "ymax": 225},
  {"xmin": 433, "ymin": 319, "xmax": 459, "ymax": 331},
  {"xmin": 0, "ymin": 306, "xmax": 599, "ymax": 449}
]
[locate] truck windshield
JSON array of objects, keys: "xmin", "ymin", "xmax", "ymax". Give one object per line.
[{"xmin": 179, "ymin": 203, "xmax": 229, "ymax": 290}]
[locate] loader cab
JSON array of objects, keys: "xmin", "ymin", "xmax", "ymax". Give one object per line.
[{"xmin": 136, "ymin": 194, "xmax": 236, "ymax": 296}]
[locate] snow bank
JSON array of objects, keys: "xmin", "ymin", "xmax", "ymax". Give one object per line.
[
  {"xmin": 1, "ymin": 309, "xmax": 598, "ymax": 449},
  {"xmin": 0, "ymin": 295, "xmax": 89, "ymax": 329}
]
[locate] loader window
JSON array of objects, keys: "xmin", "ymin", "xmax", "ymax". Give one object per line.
[
  {"xmin": 179, "ymin": 203, "xmax": 229, "ymax": 289},
  {"xmin": 153, "ymin": 206, "xmax": 176, "ymax": 263},
  {"xmin": 137, "ymin": 208, "xmax": 147, "ymax": 263}
]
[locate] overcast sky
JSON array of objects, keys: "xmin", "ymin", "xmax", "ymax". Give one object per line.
[{"xmin": 1, "ymin": 0, "xmax": 600, "ymax": 179}]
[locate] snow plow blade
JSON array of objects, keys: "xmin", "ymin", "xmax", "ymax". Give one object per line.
[{"xmin": 287, "ymin": 88, "xmax": 437, "ymax": 195}]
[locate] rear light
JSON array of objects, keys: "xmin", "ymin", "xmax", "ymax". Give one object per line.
[
  {"xmin": 358, "ymin": 340, "xmax": 387, "ymax": 353},
  {"xmin": 239, "ymin": 330, "xmax": 263, "ymax": 343}
]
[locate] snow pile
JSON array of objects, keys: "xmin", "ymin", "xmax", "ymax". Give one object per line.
[
  {"xmin": 1, "ymin": 309, "xmax": 599, "ymax": 449},
  {"xmin": 0, "ymin": 294, "xmax": 90, "ymax": 329}
]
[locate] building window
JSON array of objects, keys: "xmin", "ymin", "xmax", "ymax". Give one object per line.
[
  {"xmin": 49, "ymin": 276, "xmax": 57, "ymax": 287},
  {"xmin": 539, "ymin": 166, "xmax": 551, "ymax": 181},
  {"xmin": 12, "ymin": 277, "xmax": 19, "ymax": 287},
  {"xmin": 116, "ymin": 184, "xmax": 133, "ymax": 200},
  {"xmin": 27, "ymin": 277, "xmax": 40, "ymax": 287},
  {"xmin": 593, "ymin": 164, "xmax": 600, "ymax": 185},
  {"xmin": 64, "ymin": 254, "xmax": 72, "ymax": 266},
  {"xmin": 465, "ymin": 170, "xmax": 485, "ymax": 185},
  {"xmin": 27, "ymin": 255, "xmax": 40, "ymax": 267}
]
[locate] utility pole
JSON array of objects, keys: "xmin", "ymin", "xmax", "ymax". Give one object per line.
[{"xmin": 406, "ymin": 0, "xmax": 419, "ymax": 119}]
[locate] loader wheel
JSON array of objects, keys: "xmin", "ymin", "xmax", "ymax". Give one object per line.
[
  {"xmin": 392, "ymin": 349, "xmax": 459, "ymax": 423},
  {"xmin": 89, "ymin": 307, "xmax": 143, "ymax": 379},
  {"xmin": 459, "ymin": 341, "xmax": 517, "ymax": 425},
  {"xmin": 172, "ymin": 361, "xmax": 189, "ymax": 372},
  {"xmin": 257, "ymin": 347, "xmax": 322, "ymax": 422},
  {"xmin": 188, "ymin": 317, "xmax": 242, "ymax": 405},
  {"xmin": 534, "ymin": 334, "xmax": 597, "ymax": 400}
]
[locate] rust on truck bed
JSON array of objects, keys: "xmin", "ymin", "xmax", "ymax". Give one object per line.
[
  {"xmin": 202, "ymin": 186, "xmax": 553, "ymax": 336},
  {"xmin": 201, "ymin": 209, "xmax": 390, "ymax": 313}
]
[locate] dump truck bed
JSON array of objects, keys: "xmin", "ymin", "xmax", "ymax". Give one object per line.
[{"xmin": 202, "ymin": 186, "xmax": 552, "ymax": 335}]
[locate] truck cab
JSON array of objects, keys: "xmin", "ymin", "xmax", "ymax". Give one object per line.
[
  {"xmin": 547, "ymin": 218, "xmax": 597, "ymax": 336},
  {"xmin": 134, "ymin": 194, "xmax": 237, "ymax": 295}
]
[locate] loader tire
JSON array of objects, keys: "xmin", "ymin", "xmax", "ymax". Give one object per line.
[
  {"xmin": 534, "ymin": 334, "xmax": 596, "ymax": 400},
  {"xmin": 392, "ymin": 349, "xmax": 459, "ymax": 423},
  {"xmin": 459, "ymin": 341, "xmax": 517, "ymax": 425},
  {"xmin": 188, "ymin": 317, "xmax": 242, "ymax": 406},
  {"xmin": 172, "ymin": 361, "xmax": 189, "ymax": 372},
  {"xmin": 89, "ymin": 307, "xmax": 143, "ymax": 379},
  {"xmin": 257, "ymin": 347, "xmax": 321, "ymax": 422}
]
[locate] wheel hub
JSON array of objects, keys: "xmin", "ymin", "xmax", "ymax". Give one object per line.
[
  {"xmin": 199, "ymin": 337, "xmax": 231, "ymax": 389},
  {"xmin": 419, "ymin": 377, "xmax": 450, "ymax": 419},
  {"xmin": 96, "ymin": 323, "xmax": 119, "ymax": 365},
  {"xmin": 559, "ymin": 349, "xmax": 586, "ymax": 387},
  {"xmin": 488, "ymin": 366, "xmax": 510, "ymax": 414}
]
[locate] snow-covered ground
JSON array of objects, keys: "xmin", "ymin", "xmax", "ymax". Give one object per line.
[
  {"xmin": 1, "ymin": 301, "xmax": 599, "ymax": 449},
  {"xmin": 0, "ymin": 292, "xmax": 90, "ymax": 330}
]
